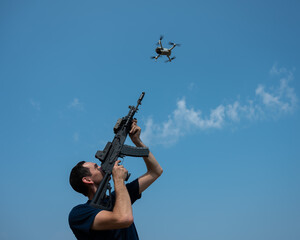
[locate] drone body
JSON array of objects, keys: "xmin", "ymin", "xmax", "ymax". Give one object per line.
[{"xmin": 151, "ymin": 36, "xmax": 180, "ymax": 62}]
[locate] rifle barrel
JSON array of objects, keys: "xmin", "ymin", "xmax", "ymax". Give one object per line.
[{"xmin": 136, "ymin": 92, "xmax": 145, "ymax": 109}]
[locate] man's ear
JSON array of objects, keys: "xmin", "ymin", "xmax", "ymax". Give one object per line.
[{"xmin": 82, "ymin": 176, "xmax": 93, "ymax": 185}]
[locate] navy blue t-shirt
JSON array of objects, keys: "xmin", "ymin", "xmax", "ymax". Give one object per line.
[{"xmin": 69, "ymin": 179, "xmax": 141, "ymax": 240}]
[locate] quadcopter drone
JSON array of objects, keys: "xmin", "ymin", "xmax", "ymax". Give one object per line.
[{"xmin": 151, "ymin": 35, "xmax": 181, "ymax": 62}]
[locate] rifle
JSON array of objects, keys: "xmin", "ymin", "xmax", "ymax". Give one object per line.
[{"xmin": 90, "ymin": 92, "xmax": 149, "ymax": 210}]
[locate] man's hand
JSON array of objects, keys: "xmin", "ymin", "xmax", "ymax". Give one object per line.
[
  {"xmin": 92, "ymin": 160, "xmax": 133, "ymax": 230},
  {"xmin": 112, "ymin": 160, "xmax": 128, "ymax": 182},
  {"xmin": 129, "ymin": 120, "xmax": 142, "ymax": 145}
]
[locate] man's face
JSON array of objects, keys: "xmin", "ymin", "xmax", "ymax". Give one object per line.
[{"xmin": 82, "ymin": 162, "xmax": 104, "ymax": 185}]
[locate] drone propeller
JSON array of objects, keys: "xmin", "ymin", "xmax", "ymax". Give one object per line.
[
  {"xmin": 156, "ymin": 35, "xmax": 164, "ymax": 46},
  {"xmin": 169, "ymin": 42, "xmax": 181, "ymax": 46},
  {"xmin": 150, "ymin": 56, "xmax": 156, "ymax": 59}
]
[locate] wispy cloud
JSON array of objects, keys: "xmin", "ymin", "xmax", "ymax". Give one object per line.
[
  {"xmin": 30, "ymin": 99, "xmax": 41, "ymax": 111},
  {"xmin": 256, "ymin": 76, "xmax": 297, "ymax": 113},
  {"xmin": 141, "ymin": 65, "xmax": 297, "ymax": 146},
  {"xmin": 68, "ymin": 98, "xmax": 84, "ymax": 110}
]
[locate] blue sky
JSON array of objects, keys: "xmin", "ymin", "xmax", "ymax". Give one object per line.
[{"xmin": 1, "ymin": 0, "xmax": 300, "ymax": 239}]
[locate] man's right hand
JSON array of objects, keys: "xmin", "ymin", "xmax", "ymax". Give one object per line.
[
  {"xmin": 92, "ymin": 160, "xmax": 133, "ymax": 230},
  {"xmin": 112, "ymin": 160, "xmax": 128, "ymax": 182}
]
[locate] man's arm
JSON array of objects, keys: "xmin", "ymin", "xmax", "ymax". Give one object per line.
[
  {"xmin": 129, "ymin": 121, "xmax": 163, "ymax": 194},
  {"xmin": 91, "ymin": 161, "xmax": 134, "ymax": 230}
]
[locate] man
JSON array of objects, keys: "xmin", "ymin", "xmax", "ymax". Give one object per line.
[{"xmin": 69, "ymin": 121, "xmax": 163, "ymax": 240}]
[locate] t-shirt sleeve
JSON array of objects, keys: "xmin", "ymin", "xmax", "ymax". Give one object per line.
[
  {"xmin": 125, "ymin": 178, "xmax": 142, "ymax": 204},
  {"xmin": 69, "ymin": 203, "xmax": 101, "ymax": 234}
]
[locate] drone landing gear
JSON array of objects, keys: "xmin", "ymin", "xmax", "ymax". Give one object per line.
[
  {"xmin": 151, "ymin": 55, "xmax": 161, "ymax": 62},
  {"xmin": 165, "ymin": 56, "xmax": 176, "ymax": 63}
]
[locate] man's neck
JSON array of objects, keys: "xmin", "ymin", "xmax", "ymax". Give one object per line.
[{"xmin": 87, "ymin": 186, "xmax": 97, "ymax": 200}]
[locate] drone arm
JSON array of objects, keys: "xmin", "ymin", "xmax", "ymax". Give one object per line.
[
  {"xmin": 159, "ymin": 40, "xmax": 163, "ymax": 48},
  {"xmin": 154, "ymin": 54, "xmax": 161, "ymax": 61},
  {"xmin": 169, "ymin": 44, "xmax": 176, "ymax": 50}
]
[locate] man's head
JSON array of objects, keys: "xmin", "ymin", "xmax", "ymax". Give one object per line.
[{"xmin": 69, "ymin": 161, "xmax": 104, "ymax": 197}]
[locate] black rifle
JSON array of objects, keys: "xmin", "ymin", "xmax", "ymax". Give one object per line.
[{"xmin": 90, "ymin": 92, "xmax": 149, "ymax": 210}]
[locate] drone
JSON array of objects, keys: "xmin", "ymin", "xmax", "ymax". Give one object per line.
[{"xmin": 151, "ymin": 35, "xmax": 181, "ymax": 62}]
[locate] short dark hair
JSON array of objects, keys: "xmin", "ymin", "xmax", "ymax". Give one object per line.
[{"xmin": 69, "ymin": 161, "xmax": 91, "ymax": 196}]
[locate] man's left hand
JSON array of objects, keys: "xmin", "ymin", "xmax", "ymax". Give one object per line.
[{"xmin": 129, "ymin": 120, "xmax": 141, "ymax": 145}]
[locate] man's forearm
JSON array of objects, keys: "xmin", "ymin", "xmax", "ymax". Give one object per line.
[
  {"xmin": 113, "ymin": 179, "xmax": 133, "ymax": 223},
  {"xmin": 133, "ymin": 139, "xmax": 163, "ymax": 178}
]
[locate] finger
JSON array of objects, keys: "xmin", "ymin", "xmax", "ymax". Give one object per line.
[
  {"xmin": 130, "ymin": 125, "xmax": 135, "ymax": 133},
  {"xmin": 131, "ymin": 120, "xmax": 137, "ymax": 128},
  {"xmin": 114, "ymin": 160, "xmax": 121, "ymax": 166},
  {"xmin": 130, "ymin": 126, "xmax": 137, "ymax": 134},
  {"xmin": 132, "ymin": 126, "xmax": 140, "ymax": 134},
  {"xmin": 133, "ymin": 127, "xmax": 139, "ymax": 134}
]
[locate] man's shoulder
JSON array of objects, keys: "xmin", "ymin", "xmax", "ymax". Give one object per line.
[
  {"xmin": 70, "ymin": 201, "xmax": 90, "ymax": 213},
  {"xmin": 69, "ymin": 201, "xmax": 101, "ymax": 224},
  {"xmin": 69, "ymin": 201, "xmax": 103, "ymax": 238}
]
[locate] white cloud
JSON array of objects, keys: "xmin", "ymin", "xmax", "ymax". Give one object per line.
[
  {"xmin": 226, "ymin": 101, "xmax": 240, "ymax": 122},
  {"xmin": 141, "ymin": 66, "xmax": 297, "ymax": 146},
  {"xmin": 270, "ymin": 64, "xmax": 287, "ymax": 75},
  {"xmin": 256, "ymin": 85, "xmax": 281, "ymax": 106},
  {"xmin": 256, "ymin": 68, "xmax": 297, "ymax": 113}
]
